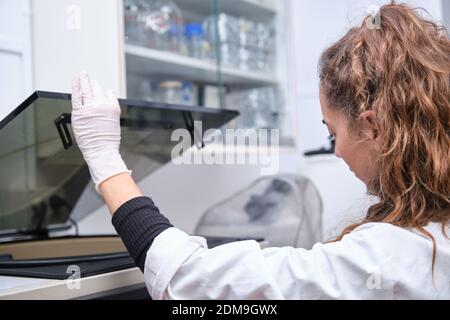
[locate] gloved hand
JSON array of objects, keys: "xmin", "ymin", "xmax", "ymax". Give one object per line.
[{"xmin": 71, "ymin": 72, "xmax": 131, "ymax": 193}]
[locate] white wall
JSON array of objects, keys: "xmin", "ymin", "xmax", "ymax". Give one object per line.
[
  {"xmin": 31, "ymin": 0, "xmax": 126, "ymax": 95},
  {"xmin": 0, "ymin": 0, "xmax": 127, "ymax": 116},
  {"xmin": 0, "ymin": 0, "xmax": 32, "ymax": 120}
]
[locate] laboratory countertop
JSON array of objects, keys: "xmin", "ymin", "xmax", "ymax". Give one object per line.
[{"xmin": 0, "ymin": 268, "xmax": 144, "ymax": 300}]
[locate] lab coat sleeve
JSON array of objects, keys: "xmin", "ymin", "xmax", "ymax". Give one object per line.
[{"xmin": 144, "ymin": 225, "xmax": 396, "ymax": 300}]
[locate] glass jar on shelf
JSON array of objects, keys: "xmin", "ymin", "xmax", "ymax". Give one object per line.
[
  {"xmin": 180, "ymin": 81, "xmax": 196, "ymax": 106},
  {"xmin": 130, "ymin": 0, "xmax": 184, "ymax": 53},
  {"xmin": 136, "ymin": 79, "xmax": 156, "ymax": 101},
  {"xmin": 184, "ymin": 23, "xmax": 210, "ymax": 60},
  {"xmin": 157, "ymin": 81, "xmax": 183, "ymax": 104},
  {"xmin": 203, "ymin": 13, "xmax": 276, "ymax": 73},
  {"xmin": 225, "ymin": 86, "xmax": 281, "ymax": 130},
  {"xmin": 203, "ymin": 14, "xmax": 239, "ymax": 65},
  {"xmin": 220, "ymin": 42, "xmax": 240, "ymax": 68},
  {"xmin": 125, "ymin": 0, "xmax": 154, "ymax": 46},
  {"xmin": 124, "ymin": 0, "xmax": 139, "ymax": 44},
  {"xmin": 156, "ymin": 81, "xmax": 197, "ymax": 105}
]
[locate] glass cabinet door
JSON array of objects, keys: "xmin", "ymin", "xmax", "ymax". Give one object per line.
[
  {"xmin": 214, "ymin": 0, "xmax": 293, "ymax": 145},
  {"xmin": 124, "ymin": 0, "xmax": 220, "ymax": 106},
  {"xmin": 123, "ymin": 0, "xmax": 294, "ymax": 146}
]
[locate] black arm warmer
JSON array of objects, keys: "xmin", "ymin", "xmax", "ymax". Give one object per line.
[{"xmin": 111, "ymin": 196, "xmax": 173, "ymax": 272}]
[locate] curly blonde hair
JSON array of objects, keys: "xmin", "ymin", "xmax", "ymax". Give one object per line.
[{"xmin": 319, "ymin": 2, "xmax": 450, "ymax": 270}]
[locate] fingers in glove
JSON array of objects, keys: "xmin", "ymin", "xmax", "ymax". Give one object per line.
[
  {"xmin": 71, "ymin": 74, "xmax": 83, "ymax": 109},
  {"xmin": 80, "ymin": 71, "xmax": 94, "ymax": 105},
  {"xmin": 106, "ymin": 89, "xmax": 116, "ymax": 100},
  {"xmin": 106, "ymin": 89, "xmax": 119, "ymax": 105},
  {"xmin": 106, "ymin": 89, "xmax": 121, "ymax": 114},
  {"xmin": 91, "ymin": 79, "xmax": 105, "ymax": 99}
]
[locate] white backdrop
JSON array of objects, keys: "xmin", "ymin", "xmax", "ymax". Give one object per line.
[{"xmin": 0, "ymin": 0, "xmax": 32, "ymax": 121}]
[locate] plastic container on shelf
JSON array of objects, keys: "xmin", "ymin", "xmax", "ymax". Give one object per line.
[
  {"xmin": 131, "ymin": 0, "xmax": 184, "ymax": 53},
  {"xmin": 181, "ymin": 81, "xmax": 195, "ymax": 106},
  {"xmin": 157, "ymin": 81, "xmax": 183, "ymax": 104},
  {"xmin": 156, "ymin": 0, "xmax": 184, "ymax": 53},
  {"xmin": 167, "ymin": 21, "xmax": 184, "ymax": 53},
  {"xmin": 238, "ymin": 18, "xmax": 257, "ymax": 48},
  {"xmin": 136, "ymin": 79, "xmax": 156, "ymax": 101},
  {"xmin": 253, "ymin": 49, "xmax": 274, "ymax": 72},
  {"xmin": 238, "ymin": 46, "xmax": 252, "ymax": 71},
  {"xmin": 203, "ymin": 13, "xmax": 275, "ymax": 72},
  {"xmin": 126, "ymin": 0, "xmax": 161, "ymax": 46},
  {"xmin": 124, "ymin": 0, "xmax": 141, "ymax": 44},
  {"xmin": 133, "ymin": 0, "xmax": 156, "ymax": 47},
  {"xmin": 203, "ymin": 14, "xmax": 239, "ymax": 48},
  {"xmin": 256, "ymin": 22, "xmax": 275, "ymax": 52},
  {"xmin": 135, "ymin": 80, "xmax": 196, "ymax": 105},
  {"xmin": 184, "ymin": 23, "xmax": 210, "ymax": 59},
  {"xmin": 220, "ymin": 42, "xmax": 240, "ymax": 68},
  {"xmin": 225, "ymin": 87, "xmax": 281, "ymax": 129}
]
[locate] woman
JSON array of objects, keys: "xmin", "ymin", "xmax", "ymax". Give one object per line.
[{"xmin": 71, "ymin": 2, "xmax": 449, "ymax": 299}]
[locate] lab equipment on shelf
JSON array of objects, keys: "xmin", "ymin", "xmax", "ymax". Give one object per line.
[
  {"xmin": 157, "ymin": 81, "xmax": 183, "ymax": 104},
  {"xmin": 124, "ymin": 3, "xmax": 275, "ymax": 73},
  {"xmin": 136, "ymin": 79, "xmax": 156, "ymax": 102},
  {"xmin": 136, "ymin": 79, "xmax": 197, "ymax": 106},
  {"xmin": 225, "ymin": 86, "xmax": 283, "ymax": 130},
  {"xmin": 180, "ymin": 81, "xmax": 196, "ymax": 106},
  {"xmin": 125, "ymin": 0, "xmax": 184, "ymax": 53},
  {"xmin": 204, "ymin": 85, "xmax": 225, "ymax": 109},
  {"xmin": 184, "ymin": 23, "xmax": 210, "ymax": 59},
  {"xmin": 124, "ymin": 0, "xmax": 142, "ymax": 44},
  {"xmin": 203, "ymin": 13, "xmax": 276, "ymax": 72}
]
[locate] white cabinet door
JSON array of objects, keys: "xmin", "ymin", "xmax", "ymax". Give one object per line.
[
  {"xmin": 0, "ymin": 0, "xmax": 32, "ymax": 120},
  {"xmin": 31, "ymin": 0, "xmax": 126, "ymax": 96}
]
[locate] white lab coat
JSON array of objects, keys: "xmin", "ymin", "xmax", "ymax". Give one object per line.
[{"xmin": 143, "ymin": 222, "xmax": 450, "ymax": 300}]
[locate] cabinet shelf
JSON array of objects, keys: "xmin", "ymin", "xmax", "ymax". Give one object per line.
[
  {"xmin": 125, "ymin": 44, "xmax": 278, "ymax": 86},
  {"xmin": 174, "ymin": 0, "xmax": 276, "ymax": 22}
]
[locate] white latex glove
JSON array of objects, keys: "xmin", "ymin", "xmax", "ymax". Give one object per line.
[{"xmin": 71, "ymin": 72, "xmax": 131, "ymax": 193}]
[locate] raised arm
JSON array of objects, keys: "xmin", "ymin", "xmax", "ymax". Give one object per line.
[{"xmin": 71, "ymin": 72, "xmax": 172, "ymax": 271}]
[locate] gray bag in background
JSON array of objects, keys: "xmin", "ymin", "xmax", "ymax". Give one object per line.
[{"xmin": 195, "ymin": 175, "xmax": 323, "ymax": 249}]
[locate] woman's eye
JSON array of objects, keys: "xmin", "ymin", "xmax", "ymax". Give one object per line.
[{"xmin": 328, "ymin": 134, "xmax": 336, "ymax": 142}]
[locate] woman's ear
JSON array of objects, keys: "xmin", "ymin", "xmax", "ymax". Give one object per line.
[{"xmin": 359, "ymin": 111, "xmax": 379, "ymax": 141}]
